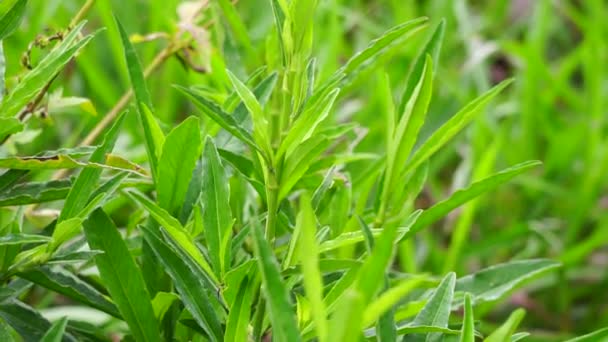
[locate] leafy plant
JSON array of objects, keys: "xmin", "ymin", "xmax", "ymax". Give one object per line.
[{"xmin": 0, "ymin": 1, "xmax": 604, "ymax": 341}]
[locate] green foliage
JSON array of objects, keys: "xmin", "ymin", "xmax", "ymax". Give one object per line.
[{"xmin": 0, "ymin": 1, "xmax": 603, "ymax": 341}]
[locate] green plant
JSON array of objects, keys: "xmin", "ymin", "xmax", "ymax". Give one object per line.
[{"xmin": 0, "ymin": 1, "xmax": 606, "ymax": 341}]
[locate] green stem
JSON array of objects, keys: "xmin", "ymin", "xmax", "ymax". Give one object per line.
[{"xmin": 264, "ymin": 172, "xmax": 279, "ymax": 242}]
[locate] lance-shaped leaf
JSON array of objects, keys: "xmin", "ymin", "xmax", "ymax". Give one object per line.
[
  {"xmin": 402, "ymin": 79, "xmax": 513, "ymax": 176},
  {"xmin": 175, "ymin": 85, "xmax": 261, "ymax": 154},
  {"xmin": 251, "ymin": 221, "xmax": 301, "ymax": 342},
  {"xmin": 0, "ymin": 299, "xmax": 76, "ymax": 342},
  {"xmin": 157, "ymin": 116, "xmax": 202, "ymax": 215},
  {"xmin": 115, "ymin": 17, "xmax": 164, "ymax": 177},
  {"xmin": 329, "ymin": 211, "xmax": 422, "ymax": 341},
  {"xmin": 0, "ymin": 118, "xmax": 23, "ymax": 142},
  {"xmin": 202, "ymin": 139, "xmax": 232, "ymax": 277},
  {"xmin": 402, "ymin": 272, "xmax": 456, "ymax": 342},
  {"xmin": 18, "ymin": 266, "xmax": 120, "ymax": 318},
  {"xmin": 278, "ymin": 88, "xmax": 340, "ymax": 159},
  {"xmin": 0, "ymin": 22, "xmax": 96, "ymax": 119},
  {"xmin": 322, "ymin": 17, "xmax": 428, "ymax": 89},
  {"xmin": 127, "ymin": 191, "xmax": 218, "ymax": 284},
  {"xmin": 0, "ymin": 179, "xmax": 71, "ymax": 207},
  {"xmin": 484, "ymin": 309, "xmax": 525, "ymax": 342},
  {"xmin": 455, "ymin": 259, "xmax": 560, "ymax": 306},
  {"xmin": 225, "ymin": 275, "xmax": 254, "ymax": 342},
  {"xmin": 40, "ymin": 317, "xmax": 68, "ymax": 342},
  {"xmin": 226, "ymin": 70, "xmax": 271, "ymax": 155},
  {"xmin": 58, "ymin": 112, "xmax": 126, "ymax": 223},
  {"xmin": 398, "ymin": 19, "xmax": 445, "ymax": 115},
  {"xmin": 0, "ymin": 233, "xmax": 50, "ymax": 246},
  {"xmin": 298, "ymin": 192, "xmax": 328, "ymax": 342},
  {"xmin": 0, "ymin": 0, "xmax": 27, "ymax": 40},
  {"xmin": 459, "ymin": 294, "xmax": 475, "ymax": 342},
  {"xmin": 400, "ymin": 161, "xmax": 541, "ymax": 242},
  {"xmin": 141, "ymin": 225, "xmax": 223, "ymax": 341},
  {"xmin": 83, "ymin": 209, "xmax": 161, "ymax": 342}
]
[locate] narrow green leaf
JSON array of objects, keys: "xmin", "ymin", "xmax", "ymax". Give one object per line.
[
  {"xmin": 58, "ymin": 112, "xmax": 126, "ymax": 223},
  {"xmin": 484, "ymin": 309, "xmax": 525, "ymax": 342},
  {"xmin": 0, "ymin": 118, "xmax": 23, "ymax": 142},
  {"xmin": 115, "ymin": 17, "xmax": 164, "ymax": 176},
  {"xmin": 157, "ymin": 116, "xmax": 202, "ymax": 215},
  {"xmin": 0, "ymin": 22, "xmax": 96, "ymax": 119},
  {"xmin": 564, "ymin": 327, "xmax": 608, "ymax": 342},
  {"xmin": 141, "ymin": 225, "xmax": 224, "ymax": 341},
  {"xmin": 402, "ymin": 79, "xmax": 513, "ymax": 176},
  {"xmin": 151, "ymin": 292, "xmax": 179, "ymax": 321},
  {"xmin": 83, "ymin": 209, "xmax": 160, "ymax": 342},
  {"xmin": 298, "ymin": 192, "xmax": 328, "ymax": 342},
  {"xmin": 278, "ymin": 88, "xmax": 340, "ymax": 158},
  {"xmin": 401, "ymin": 161, "xmax": 541, "ymax": 241},
  {"xmin": 0, "ymin": 317, "xmax": 15, "ymax": 342},
  {"xmin": 455, "ymin": 259, "xmax": 560, "ymax": 306},
  {"xmin": 251, "ymin": 221, "xmax": 301, "ymax": 342},
  {"xmin": 225, "ymin": 276, "xmax": 254, "ymax": 342},
  {"xmin": 459, "ymin": 294, "xmax": 474, "ymax": 342},
  {"xmin": 340, "ymin": 17, "xmax": 428, "ymax": 76},
  {"xmin": 0, "ymin": 233, "xmax": 50, "ymax": 245},
  {"xmin": 226, "ymin": 70, "xmax": 271, "ymax": 154},
  {"xmin": 217, "ymin": 0, "xmax": 254, "ymax": 57},
  {"xmin": 40, "ymin": 317, "xmax": 68, "ymax": 342},
  {"xmin": 0, "ymin": 300, "xmax": 61, "ymax": 342},
  {"xmin": 127, "ymin": 191, "xmax": 219, "ymax": 284},
  {"xmin": 319, "ymin": 226, "xmax": 412, "ymax": 254},
  {"xmin": 403, "ymin": 272, "xmax": 456, "ymax": 342},
  {"xmin": 175, "ymin": 85, "xmax": 262, "ymax": 154},
  {"xmin": 202, "ymin": 139, "xmax": 233, "ymax": 277},
  {"xmin": 329, "ymin": 211, "xmax": 421, "ymax": 341},
  {"xmin": 0, "ymin": 179, "xmax": 71, "ymax": 207},
  {"xmin": 0, "ymin": 0, "xmax": 27, "ymax": 40},
  {"xmin": 398, "ymin": 19, "xmax": 445, "ymax": 115},
  {"xmin": 363, "ymin": 276, "xmax": 427, "ymax": 327},
  {"xmin": 279, "ymin": 136, "xmax": 333, "ymax": 200},
  {"xmin": 18, "ymin": 266, "xmax": 121, "ymax": 318}
]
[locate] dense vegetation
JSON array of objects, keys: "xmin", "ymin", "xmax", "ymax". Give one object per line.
[{"xmin": 0, "ymin": 0, "xmax": 606, "ymax": 341}]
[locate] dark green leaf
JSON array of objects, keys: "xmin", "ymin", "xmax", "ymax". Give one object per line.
[
  {"xmin": 141, "ymin": 225, "xmax": 223, "ymax": 341},
  {"xmin": 83, "ymin": 209, "xmax": 160, "ymax": 342},
  {"xmin": 18, "ymin": 266, "xmax": 120, "ymax": 317}
]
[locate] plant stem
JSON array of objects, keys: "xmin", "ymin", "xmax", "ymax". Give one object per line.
[
  {"xmin": 70, "ymin": 0, "xmax": 97, "ymax": 27},
  {"xmin": 264, "ymin": 172, "xmax": 279, "ymax": 242}
]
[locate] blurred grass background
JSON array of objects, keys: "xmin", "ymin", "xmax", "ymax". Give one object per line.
[{"xmin": 1, "ymin": 0, "xmax": 607, "ymax": 339}]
